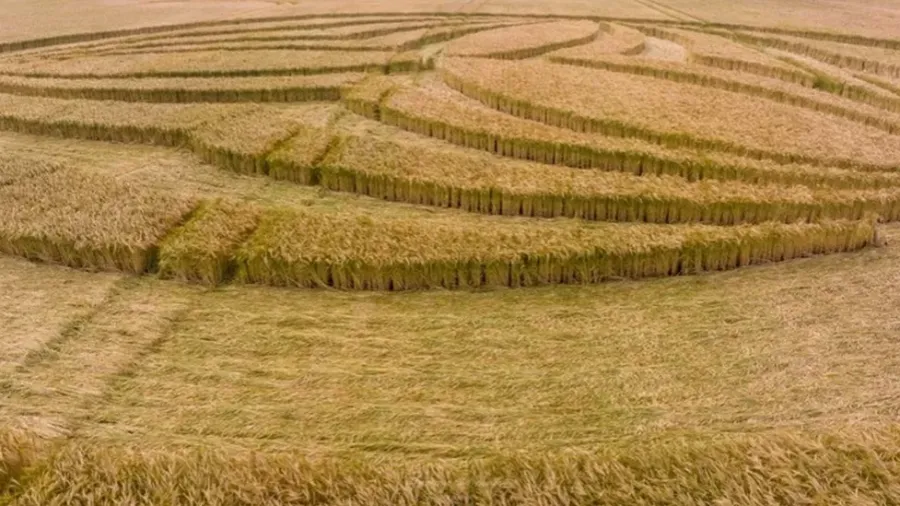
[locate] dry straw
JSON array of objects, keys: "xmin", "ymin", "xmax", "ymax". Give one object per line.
[
  {"xmin": 158, "ymin": 199, "xmax": 262, "ymax": 285},
  {"xmin": 762, "ymin": 49, "xmax": 900, "ymax": 114}
]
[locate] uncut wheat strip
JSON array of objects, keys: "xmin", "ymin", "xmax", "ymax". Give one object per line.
[
  {"xmin": 760, "ymin": 49, "xmax": 900, "ymax": 113},
  {"xmin": 855, "ymin": 74, "xmax": 900, "ymax": 97},
  {"xmin": 371, "ymin": 75, "xmax": 900, "ymax": 190},
  {"xmin": 83, "ymin": 21, "xmax": 460, "ymax": 55},
  {"xmin": 158, "ymin": 198, "xmax": 262, "ymax": 285},
  {"xmin": 438, "ymin": 57, "xmax": 900, "ymax": 171},
  {"xmin": 0, "ymin": 73, "xmax": 366, "ymax": 103},
  {"xmin": 0, "ymin": 50, "xmax": 397, "ymax": 79},
  {"xmin": 77, "ymin": 21, "xmax": 535, "ymax": 58},
  {"xmin": 629, "ymin": 25, "xmax": 816, "ymax": 86},
  {"xmin": 234, "ymin": 205, "xmax": 876, "ymax": 290},
  {"xmin": 340, "ymin": 74, "xmax": 413, "ymax": 120},
  {"xmin": 0, "ymin": 92, "xmax": 342, "ymax": 181},
  {"xmin": 546, "ymin": 54, "xmax": 900, "ymax": 133},
  {"xmin": 446, "ymin": 20, "xmax": 601, "ymax": 60},
  {"xmin": 188, "ymin": 103, "xmax": 338, "ymax": 176},
  {"xmin": 16, "ymin": 428, "xmax": 900, "ymax": 505},
  {"xmin": 30, "ymin": 17, "xmax": 518, "ymax": 59},
  {"xmin": 319, "ymin": 134, "xmax": 900, "ymax": 225},
  {"xmin": 721, "ymin": 29, "xmax": 900, "ymax": 79},
  {"xmin": 692, "ymin": 22, "xmax": 900, "ymax": 50},
  {"xmin": 38, "ymin": 16, "xmax": 451, "ymax": 55},
  {"xmin": 266, "ymin": 125, "xmax": 338, "ymax": 185},
  {"xmin": 0, "ymin": 12, "xmax": 469, "ymax": 54},
  {"xmin": 0, "ymin": 92, "xmax": 259, "ymax": 149},
  {"xmin": 545, "ymin": 23, "xmax": 646, "ymax": 59},
  {"xmin": 0, "ymin": 167, "xmax": 196, "ymax": 273},
  {"xmin": 77, "ymin": 21, "xmax": 528, "ymax": 58}
]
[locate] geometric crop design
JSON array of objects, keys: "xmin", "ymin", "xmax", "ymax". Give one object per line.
[{"xmin": 1, "ymin": 13, "xmax": 898, "ymax": 290}]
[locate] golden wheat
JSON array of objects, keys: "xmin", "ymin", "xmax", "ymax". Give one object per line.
[
  {"xmin": 439, "ymin": 57, "xmax": 900, "ymax": 170},
  {"xmin": 158, "ymin": 199, "xmax": 262, "ymax": 285},
  {"xmin": 0, "ymin": 154, "xmax": 61, "ymax": 186},
  {"xmin": 88, "ymin": 21, "xmax": 454, "ymax": 54},
  {"xmin": 0, "ymin": 73, "xmax": 366, "ymax": 102},
  {"xmin": 724, "ymin": 29, "xmax": 900, "ymax": 78},
  {"xmin": 446, "ymin": 20, "xmax": 600, "ymax": 59},
  {"xmin": 0, "ymin": 167, "xmax": 195, "ymax": 273},
  {"xmin": 546, "ymin": 54, "xmax": 900, "ymax": 130},
  {"xmin": 190, "ymin": 104, "xmax": 336, "ymax": 175},
  {"xmin": 546, "ymin": 22, "xmax": 646, "ymax": 58},
  {"xmin": 236, "ymin": 205, "xmax": 876, "ymax": 290},
  {"xmin": 373, "ymin": 76, "xmax": 900, "ymax": 189},
  {"xmin": 0, "ymin": 50, "xmax": 396, "ymax": 78},
  {"xmin": 631, "ymin": 25, "xmax": 816, "ymax": 85},
  {"xmin": 320, "ymin": 134, "xmax": 900, "ymax": 224},
  {"xmin": 11, "ymin": 429, "xmax": 900, "ymax": 505}
]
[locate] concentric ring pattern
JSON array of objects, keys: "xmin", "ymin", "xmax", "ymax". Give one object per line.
[{"xmin": 1, "ymin": 12, "xmax": 899, "ymax": 290}]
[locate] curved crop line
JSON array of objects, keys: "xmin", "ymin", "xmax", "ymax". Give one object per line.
[
  {"xmin": 312, "ymin": 156, "xmax": 900, "ymax": 226},
  {"xmin": 769, "ymin": 54, "xmax": 900, "ymax": 113},
  {"xmin": 86, "ymin": 22, "xmax": 452, "ymax": 53},
  {"xmin": 233, "ymin": 216, "xmax": 877, "ymax": 291},
  {"xmin": 56, "ymin": 22, "xmax": 542, "ymax": 60},
  {"xmin": 4, "ymin": 11, "xmax": 899, "ymax": 58},
  {"xmin": 471, "ymin": 28, "xmax": 602, "ymax": 60},
  {"xmin": 679, "ymin": 22, "xmax": 900, "ymax": 51},
  {"xmin": 0, "ymin": 81, "xmax": 348, "ymax": 103},
  {"xmin": 547, "ymin": 56, "xmax": 900, "ymax": 133},
  {"xmin": 0, "ymin": 59, "xmax": 422, "ymax": 80},
  {"xmin": 82, "ymin": 45, "xmax": 395, "ymax": 57},
  {"xmin": 341, "ymin": 91, "xmax": 900, "ymax": 190},
  {"xmin": 438, "ymin": 66, "xmax": 899, "ymax": 172},
  {"xmin": 0, "ymin": 14, "xmax": 681, "ymax": 56},
  {"xmin": 627, "ymin": 25, "xmax": 816, "ymax": 86},
  {"xmin": 716, "ymin": 30, "xmax": 900, "ymax": 79}
]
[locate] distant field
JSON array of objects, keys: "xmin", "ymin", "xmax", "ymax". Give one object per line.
[{"xmin": 2, "ymin": 1, "xmax": 900, "ymax": 504}]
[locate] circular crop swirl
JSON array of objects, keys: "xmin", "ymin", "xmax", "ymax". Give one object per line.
[{"xmin": 0, "ymin": 12, "xmax": 898, "ymax": 289}]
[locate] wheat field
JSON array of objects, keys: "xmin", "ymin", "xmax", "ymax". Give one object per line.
[{"xmin": 2, "ymin": 0, "xmax": 900, "ymax": 503}]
